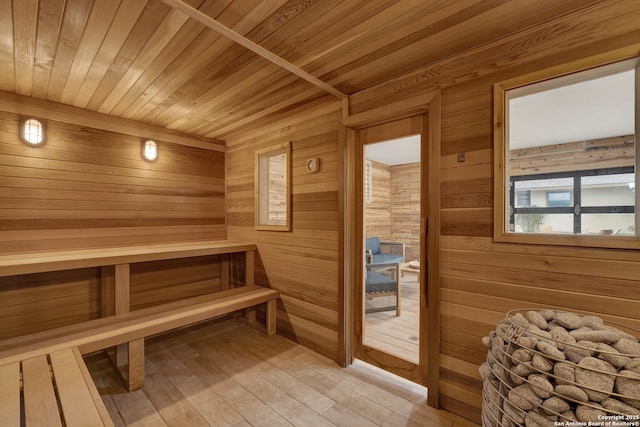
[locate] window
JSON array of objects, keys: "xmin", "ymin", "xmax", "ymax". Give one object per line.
[
  {"xmin": 546, "ymin": 191, "xmax": 572, "ymax": 208},
  {"xmin": 365, "ymin": 160, "xmax": 373, "ymax": 204},
  {"xmin": 255, "ymin": 142, "xmax": 291, "ymax": 231},
  {"xmin": 494, "ymin": 57, "xmax": 639, "ymax": 247}
]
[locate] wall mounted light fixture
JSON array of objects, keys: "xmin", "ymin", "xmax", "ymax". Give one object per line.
[
  {"xmin": 20, "ymin": 118, "xmax": 45, "ymax": 146},
  {"xmin": 142, "ymin": 139, "xmax": 157, "ymax": 161}
]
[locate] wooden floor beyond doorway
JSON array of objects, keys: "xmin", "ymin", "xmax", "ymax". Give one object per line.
[
  {"xmin": 84, "ymin": 317, "xmax": 477, "ymax": 427},
  {"xmin": 365, "ymin": 272, "xmax": 420, "ymax": 364}
]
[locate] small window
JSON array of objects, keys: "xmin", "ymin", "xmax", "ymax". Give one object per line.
[
  {"xmin": 255, "ymin": 142, "xmax": 291, "ymax": 231},
  {"xmin": 365, "ymin": 160, "xmax": 373, "ymax": 204},
  {"xmin": 495, "ymin": 57, "xmax": 639, "ymax": 248}
]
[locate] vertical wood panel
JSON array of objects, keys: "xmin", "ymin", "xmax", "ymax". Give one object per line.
[
  {"xmin": 391, "ymin": 162, "xmax": 420, "ymax": 261},
  {"xmin": 365, "ymin": 160, "xmax": 391, "ymax": 240}
]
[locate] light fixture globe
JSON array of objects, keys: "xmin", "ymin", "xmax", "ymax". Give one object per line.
[
  {"xmin": 142, "ymin": 139, "xmax": 157, "ymax": 161},
  {"xmin": 20, "ymin": 118, "xmax": 45, "ymax": 146}
]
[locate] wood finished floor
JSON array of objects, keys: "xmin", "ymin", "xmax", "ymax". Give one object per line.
[
  {"xmin": 365, "ymin": 274, "xmax": 420, "ymax": 364},
  {"xmin": 85, "ymin": 318, "xmax": 478, "ymax": 427}
]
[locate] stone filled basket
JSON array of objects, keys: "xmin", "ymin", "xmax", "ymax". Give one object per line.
[{"xmin": 480, "ymin": 308, "xmax": 640, "ymax": 427}]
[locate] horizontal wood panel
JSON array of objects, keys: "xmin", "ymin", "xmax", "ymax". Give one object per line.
[
  {"xmin": 0, "ymin": 268, "xmax": 100, "ymax": 339},
  {"xmin": 0, "ymin": 109, "xmax": 226, "ymax": 254},
  {"xmin": 351, "ymin": 4, "xmax": 640, "ymax": 423},
  {"xmin": 226, "ymin": 101, "xmax": 341, "ymax": 359}
]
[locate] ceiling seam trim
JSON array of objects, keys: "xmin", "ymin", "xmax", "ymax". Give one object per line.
[{"xmin": 158, "ymin": 0, "xmax": 348, "ymax": 100}]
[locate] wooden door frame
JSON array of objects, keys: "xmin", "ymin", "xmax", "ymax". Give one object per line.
[{"xmin": 339, "ymin": 92, "xmax": 441, "ymax": 407}]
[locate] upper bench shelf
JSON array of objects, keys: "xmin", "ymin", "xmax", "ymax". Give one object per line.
[{"xmin": 0, "ymin": 240, "xmax": 257, "ymax": 277}]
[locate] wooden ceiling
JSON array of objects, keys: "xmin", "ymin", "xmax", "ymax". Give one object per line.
[{"xmin": 0, "ymin": 0, "xmax": 601, "ymax": 140}]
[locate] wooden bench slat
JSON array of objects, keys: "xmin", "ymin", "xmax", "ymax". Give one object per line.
[
  {"xmin": 0, "ymin": 362, "xmax": 20, "ymax": 427},
  {"xmin": 22, "ymin": 355, "xmax": 62, "ymax": 427},
  {"xmin": 0, "ymin": 240, "xmax": 256, "ymax": 277},
  {"xmin": 70, "ymin": 348, "xmax": 115, "ymax": 427},
  {"xmin": 0, "ymin": 285, "xmax": 279, "ymax": 366},
  {"xmin": 50, "ymin": 348, "xmax": 106, "ymax": 427}
]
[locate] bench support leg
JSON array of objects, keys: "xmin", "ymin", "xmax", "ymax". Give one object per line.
[
  {"xmin": 127, "ymin": 339, "xmax": 145, "ymax": 391},
  {"xmin": 266, "ymin": 299, "xmax": 276, "ymax": 336},
  {"xmin": 243, "ymin": 299, "xmax": 276, "ymax": 336},
  {"xmin": 244, "ymin": 307, "xmax": 256, "ymax": 326},
  {"xmin": 106, "ymin": 339, "xmax": 145, "ymax": 391}
]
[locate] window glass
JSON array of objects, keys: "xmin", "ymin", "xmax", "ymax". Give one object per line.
[{"xmin": 499, "ymin": 60, "xmax": 638, "ymax": 243}]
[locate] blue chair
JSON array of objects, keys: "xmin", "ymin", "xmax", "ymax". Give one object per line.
[
  {"xmin": 365, "ymin": 262, "xmax": 400, "ymax": 315},
  {"xmin": 365, "ymin": 237, "xmax": 405, "ymax": 265}
]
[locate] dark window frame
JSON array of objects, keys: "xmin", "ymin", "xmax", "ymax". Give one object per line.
[{"xmin": 510, "ymin": 166, "xmax": 635, "ymax": 234}]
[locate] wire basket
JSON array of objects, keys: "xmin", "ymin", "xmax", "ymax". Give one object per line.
[{"xmin": 480, "ymin": 309, "xmax": 640, "ymax": 427}]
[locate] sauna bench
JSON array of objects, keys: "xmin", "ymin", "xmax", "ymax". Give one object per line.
[
  {"xmin": 0, "ymin": 346, "xmax": 114, "ymax": 426},
  {"xmin": 0, "ymin": 241, "xmax": 280, "ymax": 392},
  {"xmin": 0, "ymin": 240, "xmax": 257, "ymax": 278}
]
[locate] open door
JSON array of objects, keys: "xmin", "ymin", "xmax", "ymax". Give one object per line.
[{"xmin": 352, "ymin": 116, "xmax": 429, "ymax": 385}]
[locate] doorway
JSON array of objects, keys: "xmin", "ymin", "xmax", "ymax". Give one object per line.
[
  {"xmin": 341, "ymin": 93, "xmax": 441, "ymax": 405},
  {"xmin": 352, "ymin": 116, "xmax": 427, "ymax": 384},
  {"xmin": 363, "ymin": 135, "xmax": 421, "ymax": 364}
]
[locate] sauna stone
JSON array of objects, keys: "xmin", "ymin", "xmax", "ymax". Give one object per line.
[
  {"xmin": 555, "ymin": 312, "xmax": 583, "ymax": 329},
  {"xmin": 553, "ymin": 362, "xmax": 575, "ymax": 385},
  {"xmin": 512, "ymin": 348, "xmax": 533, "ymax": 364},
  {"xmin": 482, "ymin": 309, "xmax": 640, "ymax": 425},
  {"xmin": 615, "ymin": 338, "xmax": 640, "ymax": 355},
  {"xmin": 531, "ymin": 354, "xmax": 553, "ymax": 372},
  {"xmin": 508, "ymin": 384, "xmax": 543, "ymax": 411},
  {"xmin": 549, "ymin": 326, "xmax": 576, "ymax": 350},
  {"xmin": 570, "ymin": 329, "xmax": 623, "ymax": 343},
  {"xmin": 542, "ymin": 396, "xmax": 571, "ymax": 414},
  {"xmin": 555, "ymin": 384, "xmax": 589, "ymax": 403},
  {"xmin": 526, "ymin": 311, "xmax": 548, "ymax": 330},
  {"xmin": 528, "ymin": 375, "xmax": 554, "ymax": 399},
  {"xmin": 536, "ymin": 340, "xmax": 566, "ymax": 360},
  {"xmin": 574, "ymin": 357, "xmax": 616, "ymax": 401},
  {"xmin": 564, "ymin": 340, "xmax": 597, "ymax": 363},
  {"xmin": 524, "ymin": 410, "xmax": 553, "ymax": 427},
  {"xmin": 510, "ymin": 363, "xmax": 532, "ymax": 386},
  {"xmin": 625, "ymin": 358, "xmax": 640, "ymax": 373},
  {"xmin": 601, "ymin": 397, "xmax": 640, "ymax": 415},
  {"xmin": 581, "ymin": 315, "xmax": 604, "ymax": 329},
  {"xmin": 576, "ymin": 403, "xmax": 607, "ymax": 422},
  {"xmin": 597, "ymin": 342, "xmax": 631, "ymax": 368},
  {"xmin": 616, "ymin": 370, "xmax": 640, "ymax": 409}
]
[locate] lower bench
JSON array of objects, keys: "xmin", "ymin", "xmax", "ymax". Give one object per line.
[
  {"xmin": 0, "ymin": 285, "xmax": 280, "ymax": 392},
  {"xmin": 0, "ymin": 347, "xmax": 114, "ymax": 427}
]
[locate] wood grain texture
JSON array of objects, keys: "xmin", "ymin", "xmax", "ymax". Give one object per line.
[
  {"xmin": 0, "ymin": 362, "xmax": 20, "ymax": 426},
  {"xmin": 84, "ymin": 318, "xmax": 480, "ymax": 427},
  {"xmin": 50, "ymin": 348, "xmax": 106, "ymax": 426},
  {"xmin": 22, "ymin": 355, "xmax": 63, "ymax": 426},
  {"xmin": 0, "ymin": 0, "xmax": 608, "ymax": 141},
  {"xmin": 391, "ymin": 163, "xmax": 420, "ymax": 262},
  {"xmin": 0, "ymin": 110, "xmax": 226, "ymax": 257},
  {"xmin": 226, "ymin": 96, "xmax": 342, "ymax": 359},
  {"xmin": 350, "ymin": 3, "xmax": 640, "ymax": 424},
  {"xmin": 364, "ymin": 160, "xmax": 391, "ymax": 241}
]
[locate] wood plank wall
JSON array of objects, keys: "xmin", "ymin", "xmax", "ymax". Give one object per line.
[
  {"xmin": 391, "ymin": 163, "xmax": 420, "ymax": 262},
  {"xmin": 349, "ymin": 1, "xmax": 640, "ymax": 423},
  {"xmin": 365, "ymin": 160, "xmax": 391, "ymax": 241},
  {"xmin": 510, "ymin": 135, "xmax": 634, "ymax": 176},
  {"xmin": 0, "ymin": 108, "xmax": 227, "ymax": 338},
  {"xmin": 226, "ymin": 96, "xmax": 342, "ymax": 359},
  {"xmin": 0, "ymin": 110, "xmax": 226, "ymax": 253},
  {"xmin": 365, "ymin": 161, "xmax": 421, "ymax": 261}
]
